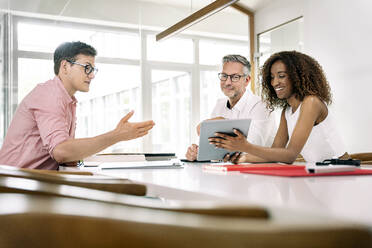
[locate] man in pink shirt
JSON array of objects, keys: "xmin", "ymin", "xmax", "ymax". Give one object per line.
[{"xmin": 0, "ymin": 41, "xmax": 154, "ymax": 170}]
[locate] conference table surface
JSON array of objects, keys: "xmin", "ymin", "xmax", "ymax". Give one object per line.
[{"xmin": 63, "ymin": 162, "xmax": 372, "ymax": 227}]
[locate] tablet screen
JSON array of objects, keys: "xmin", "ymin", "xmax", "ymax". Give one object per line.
[{"xmin": 197, "ymin": 119, "xmax": 251, "ymax": 161}]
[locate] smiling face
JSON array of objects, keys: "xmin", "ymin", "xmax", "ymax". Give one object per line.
[
  {"xmin": 220, "ymin": 62, "xmax": 249, "ymax": 104},
  {"xmin": 62, "ymin": 54, "xmax": 96, "ymax": 96},
  {"xmin": 270, "ymin": 60, "xmax": 294, "ymax": 100}
]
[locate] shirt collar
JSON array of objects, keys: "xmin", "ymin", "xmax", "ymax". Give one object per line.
[
  {"xmin": 226, "ymin": 90, "xmax": 250, "ymax": 112},
  {"xmin": 54, "ymin": 76, "xmax": 78, "ymax": 104}
]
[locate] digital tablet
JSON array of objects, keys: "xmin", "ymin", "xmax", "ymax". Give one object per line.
[{"xmin": 197, "ymin": 118, "xmax": 251, "ymax": 161}]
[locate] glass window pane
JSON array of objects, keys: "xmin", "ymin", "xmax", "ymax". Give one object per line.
[
  {"xmin": 199, "ymin": 40, "xmax": 249, "ymax": 65},
  {"xmin": 200, "ymin": 70, "xmax": 225, "ymax": 121},
  {"xmin": 18, "ymin": 58, "xmax": 53, "ymax": 103},
  {"xmin": 147, "ymin": 35, "xmax": 193, "ymax": 63},
  {"xmin": 258, "ymin": 17, "xmax": 304, "ymax": 68},
  {"xmin": 75, "ymin": 64, "xmax": 141, "ymax": 153},
  {"xmin": 17, "ymin": 22, "xmax": 140, "ymax": 59},
  {"xmin": 0, "ymin": 25, "xmax": 4, "ymax": 143},
  {"xmin": 76, "ymin": 63, "xmax": 140, "ymax": 101},
  {"xmin": 91, "ymin": 31, "xmax": 140, "ymax": 59},
  {"xmin": 151, "ymin": 70, "xmax": 191, "ymax": 156}
]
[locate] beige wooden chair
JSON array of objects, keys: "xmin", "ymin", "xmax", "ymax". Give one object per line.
[
  {"xmin": 294, "ymin": 154, "xmax": 306, "ymax": 162},
  {"xmin": 24, "ymin": 168, "xmax": 94, "ymax": 176},
  {"xmin": 0, "ymin": 175, "xmax": 268, "ymax": 219},
  {"xmin": 0, "ymin": 164, "xmax": 94, "ymax": 175},
  {"xmin": 0, "ymin": 165, "xmax": 146, "ymax": 196},
  {"xmin": 0, "ymin": 193, "xmax": 370, "ymax": 248}
]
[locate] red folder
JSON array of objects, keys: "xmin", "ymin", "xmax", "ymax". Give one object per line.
[
  {"xmin": 241, "ymin": 168, "xmax": 372, "ymax": 177},
  {"xmin": 202, "ymin": 163, "xmax": 305, "ymax": 172}
]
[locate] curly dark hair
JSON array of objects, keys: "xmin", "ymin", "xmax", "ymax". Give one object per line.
[{"xmin": 261, "ymin": 51, "xmax": 332, "ymax": 111}]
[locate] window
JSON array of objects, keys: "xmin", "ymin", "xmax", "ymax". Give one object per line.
[
  {"xmin": 0, "ymin": 14, "xmax": 5, "ymax": 143},
  {"xmin": 5, "ymin": 14, "xmax": 249, "ymax": 155},
  {"xmin": 17, "ymin": 58, "xmax": 52, "ymax": 103},
  {"xmin": 257, "ymin": 17, "xmax": 304, "ymax": 68},
  {"xmin": 200, "ymin": 70, "xmax": 224, "ymax": 121},
  {"xmin": 76, "ymin": 63, "xmax": 141, "ymax": 152},
  {"xmin": 18, "ymin": 22, "xmax": 140, "ymax": 59},
  {"xmin": 199, "ymin": 39, "xmax": 249, "ymax": 66},
  {"xmin": 147, "ymin": 35, "xmax": 193, "ymax": 63},
  {"xmin": 151, "ymin": 69, "xmax": 191, "ymax": 155}
]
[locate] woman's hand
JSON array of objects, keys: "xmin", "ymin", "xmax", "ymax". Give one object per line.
[
  {"xmin": 208, "ymin": 129, "xmax": 250, "ymax": 152},
  {"xmin": 223, "ymin": 152, "xmax": 246, "ymax": 164}
]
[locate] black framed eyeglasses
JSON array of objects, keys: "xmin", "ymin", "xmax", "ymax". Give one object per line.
[
  {"xmin": 218, "ymin": 73, "xmax": 245, "ymax": 82},
  {"xmin": 67, "ymin": 60, "xmax": 98, "ymax": 75}
]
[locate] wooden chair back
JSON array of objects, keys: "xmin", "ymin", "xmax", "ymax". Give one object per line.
[
  {"xmin": 0, "ymin": 175, "xmax": 268, "ymax": 219},
  {"xmin": 0, "ymin": 165, "xmax": 146, "ymax": 196},
  {"xmin": 0, "ymin": 193, "xmax": 370, "ymax": 248}
]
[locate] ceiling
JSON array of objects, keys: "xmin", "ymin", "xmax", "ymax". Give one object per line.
[
  {"xmin": 0, "ymin": 0, "xmax": 274, "ymax": 17},
  {"xmin": 141, "ymin": 0, "xmax": 273, "ymax": 12}
]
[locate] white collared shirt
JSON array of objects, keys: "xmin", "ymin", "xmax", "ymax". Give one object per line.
[{"xmin": 211, "ymin": 90, "xmax": 277, "ymax": 147}]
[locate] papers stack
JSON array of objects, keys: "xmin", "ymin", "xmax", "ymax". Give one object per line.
[{"xmin": 83, "ymin": 153, "xmax": 182, "ymax": 170}]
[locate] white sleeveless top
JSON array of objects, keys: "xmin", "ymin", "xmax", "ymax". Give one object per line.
[{"xmin": 285, "ymin": 104, "xmax": 346, "ymax": 163}]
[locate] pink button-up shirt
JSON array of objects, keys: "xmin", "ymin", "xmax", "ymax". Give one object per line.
[{"xmin": 0, "ymin": 76, "xmax": 77, "ymax": 170}]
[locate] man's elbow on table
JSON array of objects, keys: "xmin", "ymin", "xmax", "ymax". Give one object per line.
[{"xmin": 53, "ymin": 143, "xmax": 73, "ymax": 164}]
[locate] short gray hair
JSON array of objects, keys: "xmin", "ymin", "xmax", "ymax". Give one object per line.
[{"xmin": 222, "ymin": 54, "xmax": 251, "ymax": 76}]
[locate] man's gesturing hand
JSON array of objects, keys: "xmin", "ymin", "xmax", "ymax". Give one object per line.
[{"xmin": 114, "ymin": 111, "xmax": 155, "ymax": 141}]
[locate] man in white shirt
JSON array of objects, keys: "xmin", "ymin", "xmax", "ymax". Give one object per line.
[{"xmin": 185, "ymin": 54, "xmax": 276, "ymax": 161}]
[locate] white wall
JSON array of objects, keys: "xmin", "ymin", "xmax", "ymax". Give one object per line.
[{"xmin": 255, "ymin": 0, "xmax": 372, "ymax": 153}]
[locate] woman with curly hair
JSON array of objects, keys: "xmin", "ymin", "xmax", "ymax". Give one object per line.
[{"xmin": 209, "ymin": 51, "xmax": 348, "ymax": 164}]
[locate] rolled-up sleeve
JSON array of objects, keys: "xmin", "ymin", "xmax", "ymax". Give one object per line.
[{"xmin": 28, "ymin": 90, "xmax": 71, "ymax": 159}]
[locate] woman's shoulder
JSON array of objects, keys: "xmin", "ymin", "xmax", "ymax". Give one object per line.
[
  {"xmin": 300, "ymin": 95, "xmax": 328, "ymax": 123},
  {"xmin": 301, "ymin": 95, "xmax": 327, "ymax": 110}
]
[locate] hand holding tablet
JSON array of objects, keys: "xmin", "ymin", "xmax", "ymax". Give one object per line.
[
  {"xmin": 197, "ymin": 119, "xmax": 251, "ymax": 161},
  {"xmin": 209, "ymin": 129, "xmax": 249, "ymax": 152}
]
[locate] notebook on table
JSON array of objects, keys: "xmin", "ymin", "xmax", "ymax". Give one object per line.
[
  {"xmin": 99, "ymin": 159, "xmax": 183, "ymax": 170},
  {"xmin": 83, "ymin": 153, "xmax": 177, "ymax": 167},
  {"xmin": 241, "ymin": 167, "xmax": 372, "ymax": 177},
  {"xmin": 203, "ymin": 162, "xmax": 372, "ymax": 177},
  {"xmin": 203, "ymin": 163, "xmax": 305, "ymax": 172}
]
